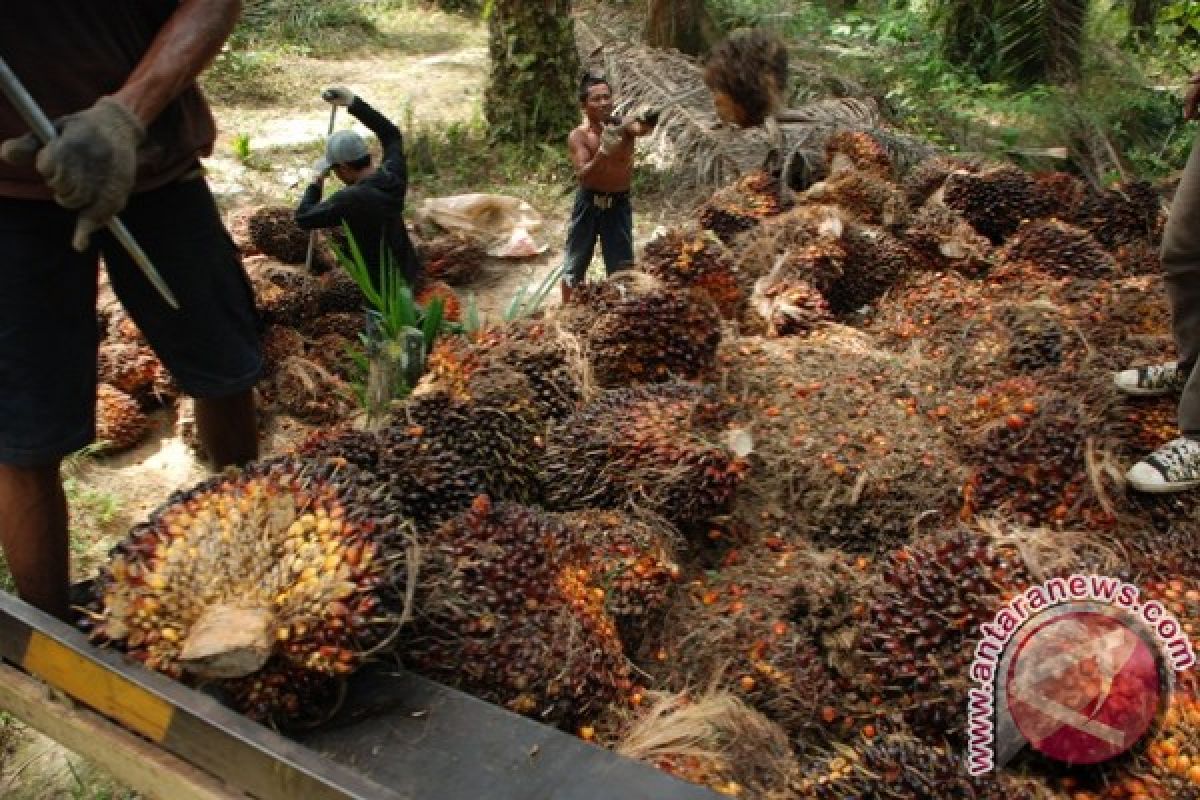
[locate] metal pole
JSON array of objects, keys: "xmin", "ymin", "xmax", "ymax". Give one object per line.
[
  {"xmin": 304, "ymin": 104, "xmax": 339, "ymax": 273},
  {"xmin": 0, "ymin": 57, "xmax": 179, "ymax": 309}
]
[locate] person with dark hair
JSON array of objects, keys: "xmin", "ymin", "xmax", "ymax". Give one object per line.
[
  {"xmin": 560, "ymin": 74, "xmax": 659, "ymax": 303},
  {"xmin": 0, "ymin": 2, "xmax": 262, "ymax": 619},
  {"xmin": 294, "ymin": 86, "xmax": 422, "ymax": 290}
]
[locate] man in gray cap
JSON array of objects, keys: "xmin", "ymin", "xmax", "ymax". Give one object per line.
[{"xmin": 295, "ymin": 87, "xmax": 422, "ymax": 290}]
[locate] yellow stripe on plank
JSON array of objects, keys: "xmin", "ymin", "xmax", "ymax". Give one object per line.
[{"xmin": 23, "ymin": 632, "xmax": 173, "ymax": 742}]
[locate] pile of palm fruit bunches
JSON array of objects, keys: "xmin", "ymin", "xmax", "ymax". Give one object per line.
[{"xmin": 82, "ymin": 124, "xmax": 1200, "ymax": 798}]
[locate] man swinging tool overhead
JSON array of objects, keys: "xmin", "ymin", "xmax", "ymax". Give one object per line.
[
  {"xmin": 0, "ymin": 1, "xmax": 263, "ymax": 620},
  {"xmin": 294, "ymin": 87, "xmax": 424, "ymax": 292}
]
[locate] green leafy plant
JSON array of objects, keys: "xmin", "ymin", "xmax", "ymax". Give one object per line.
[
  {"xmin": 233, "ymin": 132, "xmax": 253, "ymax": 163},
  {"xmin": 504, "ymin": 263, "xmax": 564, "ymax": 321}
]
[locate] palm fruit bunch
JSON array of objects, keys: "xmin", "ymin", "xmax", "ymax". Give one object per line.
[
  {"xmin": 97, "ymin": 340, "xmax": 177, "ymax": 410},
  {"xmin": 1073, "ymin": 180, "xmax": 1164, "ymax": 251},
  {"xmin": 305, "ymin": 311, "xmax": 366, "ymax": 341},
  {"xmin": 1002, "ymin": 303, "xmax": 1071, "ymax": 375},
  {"xmin": 824, "ymin": 131, "xmax": 894, "ymax": 179},
  {"xmin": 308, "ymin": 333, "xmax": 357, "ymax": 382},
  {"xmin": 1134, "ymin": 689, "xmax": 1200, "ymax": 797},
  {"xmin": 803, "ymin": 169, "xmax": 908, "ymax": 229},
  {"xmin": 380, "ymin": 366, "xmax": 544, "ymax": 528},
  {"xmin": 750, "ymin": 276, "xmax": 832, "ymax": 337},
  {"xmin": 106, "ymin": 308, "xmax": 149, "ymax": 346},
  {"xmin": 415, "ymin": 280, "xmax": 463, "ymax": 322},
  {"xmin": 261, "ymin": 356, "xmax": 354, "ymax": 425},
  {"xmin": 901, "ymin": 202, "xmax": 993, "ymax": 276},
  {"xmin": 240, "ymin": 206, "xmax": 312, "ymax": 264},
  {"xmin": 653, "ymin": 553, "xmax": 839, "ymax": 745},
  {"xmin": 734, "ymin": 203, "xmax": 849, "ymax": 287},
  {"xmin": 702, "ymin": 28, "xmax": 787, "ymax": 128},
  {"xmin": 95, "ymin": 383, "xmax": 150, "ymax": 453},
  {"xmin": 84, "ymin": 456, "xmax": 412, "ymax": 724},
  {"xmin": 961, "ymin": 390, "xmax": 1118, "ymax": 529},
  {"xmin": 699, "ymin": 170, "xmax": 789, "ymax": 245},
  {"xmin": 719, "ymin": 335, "xmax": 964, "ymax": 553},
  {"xmin": 293, "ymin": 426, "xmax": 382, "ymax": 474},
  {"xmin": 1033, "ymin": 170, "xmax": 1087, "ymax": 217},
  {"xmin": 793, "ymin": 733, "xmax": 1017, "ymax": 798},
  {"xmin": 868, "ymin": 269, "xmax": 987, "ymax": 351},
  {"xmin": 419, "ymin": 231, "xmax": 487, "ymax": 285},
  {"xmin": 248, "ymin": 260, "xmax": 320, "ymax": 328},
  {"xmin": 943, "ymin": 165, "xmax": 1052, "ymax": 244},
  {"xmin": 260, "ymin": 325, "xmax": 306, "ymax": 376},
  {"xmin": 1116, "ymin": 240, "xmax": 1164, "ymax": 276},
  {"xmin": 641, "ymin": 228, "xmax": 743, "ymax": 319},
  {"xmin": 315, "ymin": 269, "xmax": 366, "ymax": 314},
  {"xmin": 554, "ymin": 509, "xmax": 681, "ymax": 648},
  {"xmin": 820, "ymin": 221, "xmax": 919, "ymax": 313},
  {"xmin": 541, "ymin": 382, "xmax": 746, "ymax": 530},
  {"xmin": 566, "ymin": 275, "xmax": 722, "ymax": 388},
  {"xmin": 403, "ymin": 496, "xmax": 632, "ymax": 728},
  {"xmin": 855, "ymin": 527, "xmax": 1031, "ymax": 742},
  {"xmin": 901, "ymin": 154, "xmax": 982, "ymax": 208},
  {"xmin": 614, "ymin": 690, "xmax": 796, "ymax": 799},
  {"xmin": 997, "ymin": 218, "xmax": 1116, "ymax": 279}
]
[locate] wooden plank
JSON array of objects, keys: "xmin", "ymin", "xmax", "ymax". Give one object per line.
[{"xmin": 0, "ymin": 662, "xmax": 244, "ymax": 800}]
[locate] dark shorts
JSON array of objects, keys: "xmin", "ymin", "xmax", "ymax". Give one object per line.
[
  {"xmin": 562, "ymin": 188, "xmax": 634, "ymax": 287},
  {"xmin": 0, "ymin": 175, "xmax": 263, "ymax": 466}
]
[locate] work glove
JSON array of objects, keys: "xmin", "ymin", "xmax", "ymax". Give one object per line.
[
  {"xmin": 0, "ymin": 97, "xmax": 145, "ymax": 252},
  {"xmin": 310, "ymin": 156, "xmax": 331, "ymax": 183},
  {"xmin": 598, "ymin": 123, "xmax": 624, "ymax": 156},
  {"xmin": 635, "ymin": 106, "xmax": 662, "ymax": 128},
  {"xmin": 321, "ymin": 86, "xmax": 356, "ymax": 108}
]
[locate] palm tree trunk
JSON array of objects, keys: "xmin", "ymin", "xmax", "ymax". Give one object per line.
[
  {"xmin": 644, "ymin": 0, "xmax": 720, "ymax": 57},
  {"xmin": 485, "ymin": 0, "xmax": 582, "ymax": 142},
  {"xmin": 1129, "ymin": 0, "xmax": 1162, "ymax": 42},
  {"xmin": 1045, "ymin": 0, "xmax": 1088, "ymax": 84}
]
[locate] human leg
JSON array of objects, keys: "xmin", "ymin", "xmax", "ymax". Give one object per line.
[
  {"xmin": 598, "ymin": 196, "xmax": 635, "ymax": 276},
  {"xmin": 0, "ymin": 197, "xmax": 99, "ymax": 616},
  {"xmin": 562, "ymin": 190, "xmax": 597, "ymax": 302},
  {"xmin": 102, "ymin": 175, "xmax": 263, "ymax": 469}
]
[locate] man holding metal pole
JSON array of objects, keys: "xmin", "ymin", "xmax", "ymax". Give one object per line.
[
  {"xmin": 294, "ymin": 87, "xmax": 424, "ymax": 292},
  {"xmin": 0, "ymin": 2, "xmax": 263, "ymax": 619}
]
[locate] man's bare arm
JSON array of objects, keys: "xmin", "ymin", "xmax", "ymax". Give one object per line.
[
  {"xmin": 569, "ymin": 128, "xmax": 602, "ymax": 181},
  {"xmin": 114, "ymin": 0, "xmax": 242, "ymax": 126}
]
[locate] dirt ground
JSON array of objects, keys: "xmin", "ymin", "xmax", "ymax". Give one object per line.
[{"xmin": 0, "ymin": 8, "xmax": 701, "ymax": 798}]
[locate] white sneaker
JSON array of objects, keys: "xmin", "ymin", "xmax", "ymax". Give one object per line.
[
  {"xmin": 1114, "ymin": 362, "xmax": 1186, "ymax": 396},
  {"xmin": 1127, "ymin": 437, "xmax": 1200, "ymax": 493}
]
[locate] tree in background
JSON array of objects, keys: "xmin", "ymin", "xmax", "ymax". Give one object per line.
[
  {"xmin": 644, "ymin": 0, "xmax": 721, "ymax": 56},
  {"xmin": 1129, "ymin": 0, "xmax": 1164, "ymax": 42},
  {"xmin": 485, "ymin": 0, "xmax": 581, "ymax": 142},
  {"xmin": 933, "ymin": 0, "xmax": 1090, "ymax": 86}
]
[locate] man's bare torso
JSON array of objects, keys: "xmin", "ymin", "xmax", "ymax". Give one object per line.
[{"xmin": 570, "ymin": 122, "xmax": 635, "ymax": 194}]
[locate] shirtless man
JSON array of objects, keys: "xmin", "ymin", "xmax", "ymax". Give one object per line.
[{"xmin": 561, "ymin": 74, "xmax": 658, "ymax": 302}]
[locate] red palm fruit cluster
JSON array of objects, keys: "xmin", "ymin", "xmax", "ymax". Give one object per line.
[
  {"xmin": 805, "ymin": 169, "xmax": 908, "ymax": 229},
  {"xmin": 85, "ymin": 456, "xmax": 410, "ymax": 723},
  {"xmin": 294, "ymin": 426, "xmax": 382, "ymax": 474},
  {"xmin": 901, "ymin": 154, "xmax": 982, "ymax": 208},
  {"xmin": 541, "ymin": 382, "xmax": 746, "ymax": 530},
  {"xmin": 943, "ymin": 165, "xmax": 1052, "ymax": 244},
  {"xmin": 1073, "ymin": 180, "xmax": 1164, "ymax": 251},
  {"xmin": 1116, "ymin": 240, "xmax": 1165, "ymax": 276},
  {"xmin": 1002, "ymin": 303, "xmax": 1070, "ymax": 375},
  {"xmin": 821, "ymin": 222, "xmax": 919, "ymax": 313},
  {"xmin": 260, "ymin": 325, "xmax": 306, "ymax": 376},
  {"xmin": 485, "ymin": 323, "xmax": 583, "ymax": 421},
  {"xmin": 997, "ymin": 218, "xmax": 1116, "ymax": 279},
  {"xmin": 575, "ymin": 279, "xmax": 723, "ymax": 388},
  {"xmin": 794, "ymin": 733, "xmax": 1016, "ymax": 798},
  {"xmin": 702, "ymin": 29, "xmax": 787, "ymax": 128},
  {"xmin": 404, "ymin": 496, "xmax": 631, "ymax": 728},
  {"xmin": 752, "ymin": 276, "xmax": 832, "ymax": 336},
  {"xmin": 824, "ymin": 131, "xmax": 894, "ymax": 179},
  {"xmin": 419, "ymin": 231, "xmax": 487, "ymax": 285},
  {"xmin": 698, "ymin": 170, "xmax": 789, "ymax": 245},
  {"xmin": 1121, "ymin": 396, "xmax": 1181, "ymax": 455},
  {"xmin": 315, "ymin": 269, "xmax": 366, "ymax": 313},
  {"xmin": 382, "ymin": 366, "xmax": 544, "ymax": 528},
  {"xmin": 415, "ymin": 280, "xmax": 463, "ymax": 322},
  {"xmin": 97, "ymin": 340, "xmax": 177, "ymax": 410},
  {"xmin": 95, "ymin": 383, "xmax": 150, "ymax": 453},
  {"xmin": 867, "ymin": 269, "xmax": 988, "ymax": 357},
  {"xmin": 855, "ymin": 528, "xmax": 1030, "ymax": 742},
  {"xmin": 1033, "ymin": 170, "xmax": 1087, "ymax": 217},
  {"xmin": 248, "ymin": 261, "xmax": 320, "ymax": 327},
  {"xmin": 656, "ymin": 557, "xmax": 839, "ymax": 745},
  {"xmin": 961, "ymin": 392, "xmax": 1117, "ymax": 529},
  {"xmin": 947, "ymin": 377, "xmax": 1043, "ymax": 441},
  {"xmin": 1135, "ymin": 689, "xmax": 1200, "ymax": 796},
  {"xmin": 239, "ymin": 206, "xmax": 313, "ymax": 264},
  {"xmin": 900, "ymin": 202, "xmax": 993, "ymax": 276},
  {"xmin": 304, "ymin": 311, "xmax": 366, "ymax": 341},
  {"xmin": 641, "ymin": 228, "xmax": 743, "ymax": 319},
  {"xmin": 260, "ymin": 356, "xmax": 354, "ymax": 425},
  {"xmin": 554, "ymin": 510, "xmax": 681, "ymax": 648}
]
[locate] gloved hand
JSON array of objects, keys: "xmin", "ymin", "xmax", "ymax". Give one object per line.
[
  {"xmin": 0, "ymin": 97, "xmax": 145, "ymax": 252},
  {"xmin": 310, "ymin": 156, "xmax": 331, "ymax": 183},
  {"xmin": 635, "ymin": 106, "xmax": 662, "ymax": 128},
  {"xmin": 321, "ymin": 86, "xmax": 356, "ymax": 108},
  {"xmin": 598, "ymin": 123, "xmax": 624, "ymax": 156}
]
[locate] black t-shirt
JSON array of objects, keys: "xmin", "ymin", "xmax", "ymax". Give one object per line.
[{"xmin": 0, "ymin": 2, "xmax": 217, "ymax": 199}]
